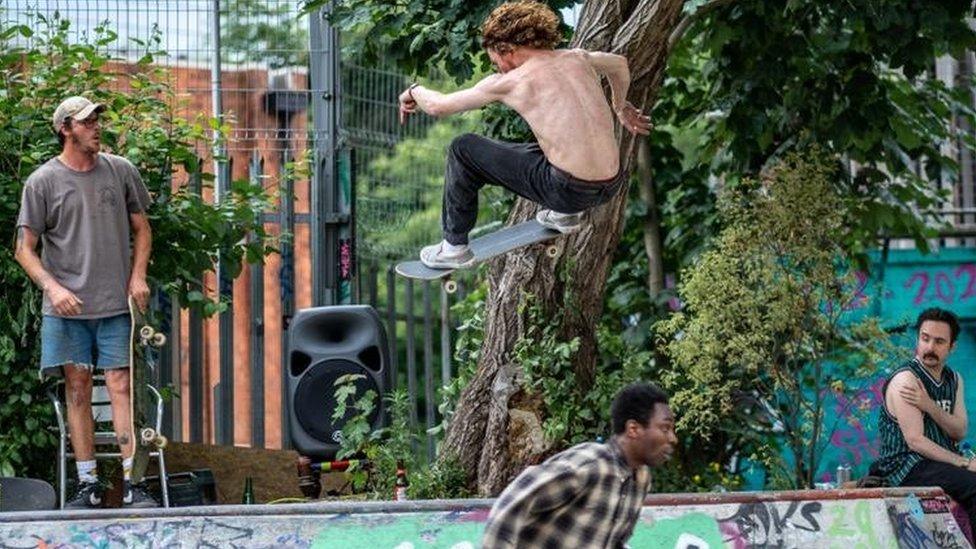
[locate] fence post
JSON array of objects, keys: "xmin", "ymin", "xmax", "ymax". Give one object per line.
[
  {"xmin": 405, "ymin": 278, "xmax": 418, "ymax": 435},
  {"xmin": 440, "ymin": 285, "xmax": 452, "ymax": 397},
  {"xmin": 250, "ymin": 151, "xmax": 266, "ymax": 448},
  {"xmin": 308, "ymin": 0, "xmax": 347, "ymax": 306},
  {"xmin": 423, "ymin": 281, "xmax": 435, "ymax": 461},
  {"xmin": 188, "ymin": 166, "xmax": 205, "ymax": 443},
  {"xmin": 386, "ymin": 265, "xmax": 398, "ymax": 392},
  {"xmin": 280, "ymin": 148, "xmax": 296, "ymax": 449}
]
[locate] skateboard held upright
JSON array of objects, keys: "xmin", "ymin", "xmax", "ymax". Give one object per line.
[{"xmin": 128, "ymin": 296, "xmax": 168, "ymax": 484}]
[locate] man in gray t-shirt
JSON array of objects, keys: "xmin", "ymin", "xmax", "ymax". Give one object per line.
[{"xmin": 14, "ymin": 96, "xmax": 156, "ymax": 509}]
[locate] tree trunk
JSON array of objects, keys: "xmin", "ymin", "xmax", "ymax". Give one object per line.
[
  {"xmin": 440, "ymin": 0, "xmax": 688, "ymax": 496},
  {"xmin": 638, "ymin": 139, "xmax": 665, "ymax": 297}
]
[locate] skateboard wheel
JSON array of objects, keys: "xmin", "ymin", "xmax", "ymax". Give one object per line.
[
  {"xmin": 546, "ymin": 245, "xmax": 559, "ymax": 258},
  {"xmin": 140, "ymin": 326, "xmax": 155, "ymax": 339},
  {"xmin": 444, "ymin": 280, "xmax": 458, "ymax": 294},
  {"xmin": 141, "ymin": 427, "xmax": 156, "ymax": 444},
  {"xmin": 152, "ymin": 333, "xmax": 167, "ymax": 347},
  {"xmin": 155, "ymin": 435, "xmax": 168, "ymax": 449}
]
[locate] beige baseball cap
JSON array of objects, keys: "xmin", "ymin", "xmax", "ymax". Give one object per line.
[{"xmin": 53, "ymin": 96, "xmax": 106, "ymax": 131}]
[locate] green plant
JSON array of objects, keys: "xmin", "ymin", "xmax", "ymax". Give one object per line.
[
  {"xmin": 653, "ymin": 460, "xmax": 745, "ymax": 494},
  {"xmin": 367, "ymin": 389, "xmax": 417, "ymax": 499},
  {"xmin": 332, "ymin": 373, "xmax": 379, "ymax": 490},
  {"xmin": 513, "ymin": 292, "xmax": 582, "ymax": 444},
  {"xmin": 512, "ymin": 289, "xmax": 657, "ymax": 447},
  {"xmin": 655, "ymin": 149, "xmax": 897, "ymax": 489},
  {"xmin": 430, "ymin": 280, "xmax": 488, "ymax": 438},
  {"xmin": 407, "ymin": 452, "xmax": 472, "ymax": 500},
  {"xmin": 332, "ymin": 375, "xmax": 419, "ymax": 496},
  {"xmin": 330, "ymin": 373, "xmax": 475, "ymax": 499}
]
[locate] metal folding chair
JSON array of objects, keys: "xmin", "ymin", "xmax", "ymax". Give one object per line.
[{"xmin": 48, "ymin": 374, "xmax": 170, "ymax": 508}]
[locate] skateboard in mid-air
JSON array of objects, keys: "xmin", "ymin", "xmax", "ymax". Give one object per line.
[
  {"xmin": 128, "ymin": 296, "xmax": 168, "ymax": 484},
  {"xmin": 395, "ymin": 219, "xmax": 563, "ymax": 293}
]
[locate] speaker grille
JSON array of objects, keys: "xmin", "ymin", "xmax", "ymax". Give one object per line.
[{"xmin": 293, "ymin": 359, "xmax": 382, "ymax": 444}]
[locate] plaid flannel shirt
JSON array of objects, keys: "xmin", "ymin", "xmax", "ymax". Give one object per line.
[{"xmin": 482, "ymin": 439, "xmax": 651, "ymax": 548}]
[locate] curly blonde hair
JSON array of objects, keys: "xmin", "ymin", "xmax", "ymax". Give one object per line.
[{"xmin": 482, "ymin": 1, "xmax": 562, "ymax": 53}]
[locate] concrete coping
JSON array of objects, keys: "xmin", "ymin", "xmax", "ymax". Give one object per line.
[{"xmin": 0, "ymin": 486, "xmax": 949, "ymax": 523}]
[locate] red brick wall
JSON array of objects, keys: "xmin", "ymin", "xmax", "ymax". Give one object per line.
[{"xmin": 111, "ymin": 61, "xmax": 313, "ymax": 448}]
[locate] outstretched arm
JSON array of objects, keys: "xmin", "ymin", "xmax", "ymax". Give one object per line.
[
  {"xmin": 581, "ymin": 50, "xmax": 650, "ymax": 135},
  {"xmin": 399, "ymin": 74, "xmax": 509, "ymax": 124}
]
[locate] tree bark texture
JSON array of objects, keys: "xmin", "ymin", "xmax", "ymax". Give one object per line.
[
  {"xmin": 440, "ymin": 0, "xmax": 688, "ymax": 496},
  {"xmin": 638, "ymin": 139, "xmax": 665, "ymax": 297}
]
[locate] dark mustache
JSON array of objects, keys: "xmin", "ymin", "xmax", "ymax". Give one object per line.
[{"xmin": 923, "ymin": 353, "xmax": 939, "ymax": 360}]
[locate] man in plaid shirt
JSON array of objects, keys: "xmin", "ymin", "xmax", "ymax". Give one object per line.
[{"xmin": 482, "ymin": 383, "xmax": 676, "ymax": 548}]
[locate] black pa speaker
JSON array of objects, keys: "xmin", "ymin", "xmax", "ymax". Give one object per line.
[{"xmin": 287, "ymin": 305, "xmax": 389, "ymax": 459}]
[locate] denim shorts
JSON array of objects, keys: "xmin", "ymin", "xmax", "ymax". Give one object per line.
[{"xmin": 40, "ymin": 313, "xmax": 131, "ymax": 377}]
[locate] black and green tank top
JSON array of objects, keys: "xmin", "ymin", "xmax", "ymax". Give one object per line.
[{"xmin": 875, "ymin": 358, "xmax": 959, "ymax": 486}]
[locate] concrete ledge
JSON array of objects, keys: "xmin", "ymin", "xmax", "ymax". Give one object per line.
[{"xmin": 0, "ymin": 488, "xmax": 970, "ymax": 547}]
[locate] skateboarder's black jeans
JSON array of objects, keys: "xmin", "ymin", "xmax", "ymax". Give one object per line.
[
  {"xmin": 442, "ymin": 133, "xmax": 625, "ymax": 245},
  {"xmin": 902, "ymin": 458, "xmax": 976, "ymax": 541}
]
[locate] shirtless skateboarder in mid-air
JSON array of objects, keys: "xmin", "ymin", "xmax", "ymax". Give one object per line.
[{"xmin": 398, "ymin": 0, "xmax": 650, "ymax": 269}]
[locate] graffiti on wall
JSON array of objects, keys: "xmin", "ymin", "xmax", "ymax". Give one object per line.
[
  {"xmin": 903, "ymin": 264, "xmax": 976, "ymax": 307},
  {"xmin": 718, "ymin": 500, "xmax": 824, "ymax": 547},
  {"xmin": 633, "ymin": 496, "xmax": 967, "ymax": 549},
  {"xmin": 818, "ymin": 377, "xmax": 886, "ymax": 483},
  {"xmin": 887, "ymin": 494, "xmax": 969, "ymax": 549},
  {"xmin": 0, "ymin": 495, "xmax": 969, "ymax": 549}
]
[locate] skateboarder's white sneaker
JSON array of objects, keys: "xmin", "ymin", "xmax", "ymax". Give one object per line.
[
  {"xmin": 420, "ymin": 242, "xmax": 474, "ymax": 269},
  {"xmin": 536, "ymin": 209, "xmax": 582, "ymax": 233}
]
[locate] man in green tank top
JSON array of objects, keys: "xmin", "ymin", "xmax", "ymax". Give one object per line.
[{"xmin": 873, "ymin": 308, "xmax": 973, "ymax": 538}]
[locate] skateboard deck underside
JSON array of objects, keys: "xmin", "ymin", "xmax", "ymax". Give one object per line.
[
  {"xmin": 395, "ymin": 219, "xmax": 561, "ymax": 281},
  {"xmin": 0, "ymin": 477, "xmax": 56, "ymax": 511}
]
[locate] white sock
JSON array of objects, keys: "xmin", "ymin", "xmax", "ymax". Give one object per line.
[
  {"xmin": 122, "ymin": 457, "xmax": 134, "ymax": 482},
  {"xmin": 76, "ymin": 459, "xmax": 97, "ymax": 484},
  {"xmin": 442, "ymin": 240, "xmax": 468, "ymax": 255}
]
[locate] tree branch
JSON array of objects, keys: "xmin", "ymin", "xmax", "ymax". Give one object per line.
[
  {"xmin": 667, "ymin": 0, "xmax": 738, "ymax": 51},
  {"xmin": 637, "ymin": 139, "xmax": 665, "ymax": 297}
]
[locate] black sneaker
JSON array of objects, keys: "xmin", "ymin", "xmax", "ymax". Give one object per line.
[
  {"xmin": 64, "ymin": 481, "xmax": 103, "ymax": 509},
  {"xmin": 122, "ymin": 480, "xmax": 159, "ymax": 508}
]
